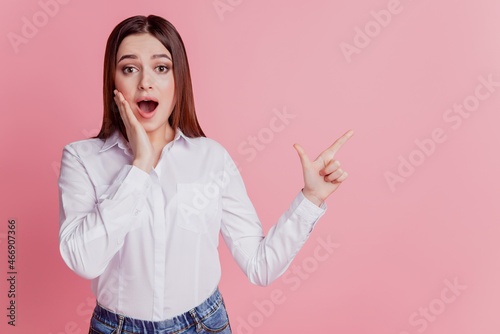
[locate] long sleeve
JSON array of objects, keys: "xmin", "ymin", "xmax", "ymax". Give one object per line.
[
  {"xmin": 219, "ymin": 149, "xmax": 327, "ymax": 287},
  {"xmin": 58, "ymin": 144, "xmax": 152, "ymax": 279}
]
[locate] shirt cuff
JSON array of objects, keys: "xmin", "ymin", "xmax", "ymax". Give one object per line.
[
  {"xmin": 288, "ymin": 189, "xmax": 327, "ymax": 231},
  {"xmin": 122, "ymin": 165, "xmax": 153, "ymax": 192},
  {"xmin": 97, "ymin": 165, "xmax": 153, "ymax": 220},
  {"xmin": 298, "ymin": 189, "xmax": 327, "ymax": 214}
]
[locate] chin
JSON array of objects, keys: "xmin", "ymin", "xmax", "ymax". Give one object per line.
[
  {"xmin": 141, "ymin": 123, "xmax": 159, "ymax": 132},
  {"xmin": 142, "ymin": 121, "xmax": 169, "ymax": 133}
]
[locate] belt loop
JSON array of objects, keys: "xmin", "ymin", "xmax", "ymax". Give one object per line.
[
  {"xmin": 189, "ymin": 309, "xmax": 202, "ymax": 332},
  {"xmin": 115, "ymin": 314, "xmax": 124, "ymax": 334}
]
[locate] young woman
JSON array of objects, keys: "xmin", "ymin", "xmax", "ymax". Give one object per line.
[{"xmin": 58, "ymin": 14, "xmax": 353, "ymax": 334}]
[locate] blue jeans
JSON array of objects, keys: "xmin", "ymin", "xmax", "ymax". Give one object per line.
[{"xmin": 88, "ymin": 286, "xmax": 232, "ymax": 334}]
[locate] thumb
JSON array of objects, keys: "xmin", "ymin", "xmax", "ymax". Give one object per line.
[{"xmin": 293, "ymin": 143, "xmax": 311, "ymax": 169}]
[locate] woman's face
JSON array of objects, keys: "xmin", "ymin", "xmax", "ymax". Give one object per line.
[{"xmin": 114, "ymin": 33, "xmax": 176, "ymax": 138}]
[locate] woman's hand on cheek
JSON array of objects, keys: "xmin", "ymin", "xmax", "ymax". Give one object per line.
[
  {"xmin": 114, "ymin": 90, "xmax": 154, "ymax": 173},
  {"xmin": 294, "ymin": 129, "xmax": 354, "ymax": 207}
]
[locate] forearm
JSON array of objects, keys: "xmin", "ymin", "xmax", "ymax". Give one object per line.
[
  {"xmin": 58, "ymin": 146, "xmax": 151, "ymax": 279},
  {"xmin": 223, "ymin": 189, "xmax": 327, "ymax": 287}
]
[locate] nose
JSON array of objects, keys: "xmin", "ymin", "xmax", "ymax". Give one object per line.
[{"xmin": 138, "ymin": 71, "xmax": 153, "ymax": 90}]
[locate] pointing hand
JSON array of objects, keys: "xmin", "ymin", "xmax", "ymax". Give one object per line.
[{"xmin": 294, "ymin": 129, "xmax": 354, "ymax": 206}]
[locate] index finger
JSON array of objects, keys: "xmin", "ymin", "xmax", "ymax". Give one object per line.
[
  {"xmin": 325, "ymin": 129, "xmax": 355, "ymax": 155},
  {"xmin": 114, "ymin": 91, "xmax": 127, "ymax": 121},
  {"xmin": 114, "ymin": 91, "xmax": 134, "ymax": 123}
]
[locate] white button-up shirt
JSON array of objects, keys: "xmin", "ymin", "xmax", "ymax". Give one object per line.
[{"xmin": 58, "ymin": 127, "xmax": 327, "ymax": 321}]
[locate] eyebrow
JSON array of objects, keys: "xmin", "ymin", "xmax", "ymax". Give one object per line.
[{"xmin": 117, "ymin": 53, "xmax": 172, "ymax": 64}]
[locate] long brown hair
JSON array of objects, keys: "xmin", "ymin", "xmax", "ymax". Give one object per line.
[{"xmin": 94, "ymin": 15, "xmax": 205, "ymax": 141}]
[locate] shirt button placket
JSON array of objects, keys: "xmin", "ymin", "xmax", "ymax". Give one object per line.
[{"xmin": 151, "ymin": 172, "xmax": 167, "ymax": 320}]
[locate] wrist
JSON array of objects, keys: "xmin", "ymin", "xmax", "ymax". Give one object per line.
[
  {"xmin": 302, "ymin": 189, "xmax": 323, "ymax": 207},
  {"xmin": 133, "ymin": 159, "xmax": 152, "ymax": 173}
]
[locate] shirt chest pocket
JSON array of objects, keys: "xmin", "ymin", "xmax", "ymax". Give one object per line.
[{"xmin": 176, "ymin": 182, "xmax": 221, "ymax": 234}]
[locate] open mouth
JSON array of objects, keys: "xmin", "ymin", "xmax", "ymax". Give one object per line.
[{"xmin": 137, "ymin": 100, "xmax": 159, "ymax": 113}]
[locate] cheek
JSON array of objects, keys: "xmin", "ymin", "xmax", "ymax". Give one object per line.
[
  {"xmin": 114, "ymin": 71, "xmax": 134, "ymax": 92},
  {"xmin": 160, "ymin": 80, "xmax": 176, "ymax": 100},
  {"xmin": 114, "ymin": 73, "xmax": 125, "ymax": 91},
  {"xmin": 114, "ymin": 75, "xmax": 135, "ymax": 102}
]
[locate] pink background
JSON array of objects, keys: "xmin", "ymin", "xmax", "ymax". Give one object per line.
[{"xmin": 1, "ymin": 0, "xmax": 500, "ymax": 333}]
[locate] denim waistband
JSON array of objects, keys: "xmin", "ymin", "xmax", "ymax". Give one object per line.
[{"xmin": 93, "ymin": 286, "xmax": 223, "ymax": 333}]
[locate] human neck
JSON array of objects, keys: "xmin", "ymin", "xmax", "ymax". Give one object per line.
[{"xmin": 147, "ymin": 125, "xmax": 176, "ymax": 151}]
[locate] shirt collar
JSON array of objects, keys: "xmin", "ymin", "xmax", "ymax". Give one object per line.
[{"xmin": 99, "ymin": 127, "xmax": 195, "ymax": 155}]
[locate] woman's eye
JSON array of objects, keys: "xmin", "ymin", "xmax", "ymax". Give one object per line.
[
  {"xmin": 122, "ymin": 66, "xmax": 137, "ymax": 74},
  {"xmin": 156, "ymin": 65, "xmax": 170, "ymax": 73}
]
